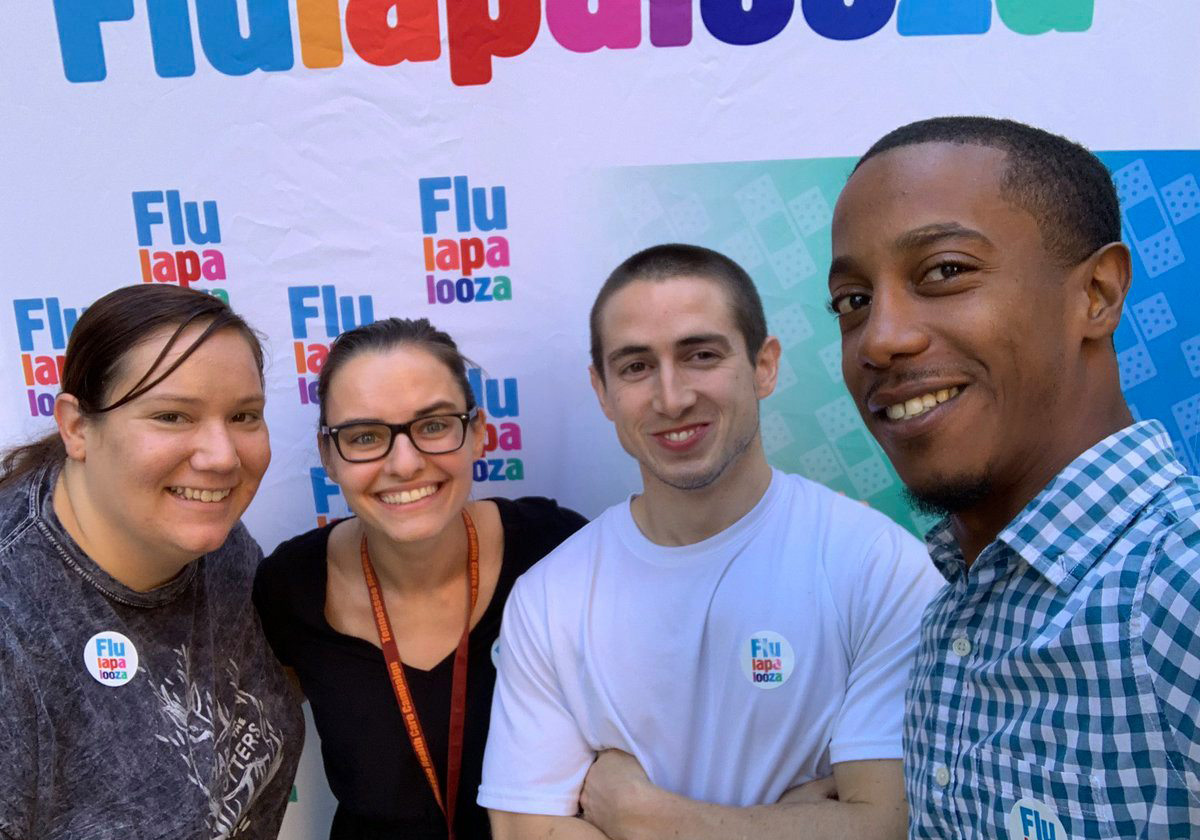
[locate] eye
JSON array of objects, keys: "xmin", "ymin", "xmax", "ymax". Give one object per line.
[
  {"xmin": 829, "ymin": 292, "xmax": 871, "ymax": 316},
  {"xmin": 350, "ymin": 430, "xmax": 380, "ymax": 445},
  {"xmin": 153, "ymin": 412, "xmax": 186, "ymax": 424},
  {"xmin": 231, "ymin": 411, "xmax": 262, "ymax": 424},
  {"xmin": 688, "ymin": 349, "xmax": 721, "ymax": 364},
  {"xmin": 920, "ymin": 260, "xmax": 972, "ymax": 285},
  {"xmin": 619, "ymin": 360, "xmax": 649, "ymax": 378},
  {"xmin": 416, "ymin": 418, "xmax": 450, "ymax": 435}
]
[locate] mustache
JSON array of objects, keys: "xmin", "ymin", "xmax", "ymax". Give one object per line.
[{"xmin": 864, "ymin": 368, "xmax": 963, "ymax": 405}]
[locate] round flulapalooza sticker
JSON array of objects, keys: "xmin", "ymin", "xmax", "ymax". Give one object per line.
[
  {"xmin": 491, "ymin": 637, "xmax": 501, "ymax": 668},
  {"xmin": 1007, "ymin": 797, "xmax": 1067, "ymax": 840},
  {"xmin": 83, "ymin": 631, "xmax": 139, "ymax": 687},
  {"xmin": 741, "ymin": 630, "xmax": 795, "ymax": 689}
]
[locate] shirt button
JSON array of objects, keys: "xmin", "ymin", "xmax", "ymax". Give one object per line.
[
  {"xmin": 951, "ymin": 636, "xmax": 972, "ymax": 657},
  {"xmin": 934, "ymin": 765, "xmax": 951, "ymax": 787}
]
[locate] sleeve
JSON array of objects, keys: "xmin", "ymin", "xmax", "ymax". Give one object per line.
[
  {"xmin": 251, "ymin": 546, "xmax": 297, "ymax": 667},
  {"xmin": 477, "ymin": 572, "xmax": 594, "ymax": 815},
  {"xmin": 829, "ymin": 523, "xmax": 943, "ymax": 764},
  {"xmin": 1139, "ymin": 527, "xmax": 1200, "ymax": 786},
  {"xmin": 0, "ymin": 623, "xmax": 37, "ymax": 840}
]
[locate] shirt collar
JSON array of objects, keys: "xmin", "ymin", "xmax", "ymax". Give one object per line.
[{"xmin": 924, "ymin": 420, "xmax": 1185, "ymax": 589}]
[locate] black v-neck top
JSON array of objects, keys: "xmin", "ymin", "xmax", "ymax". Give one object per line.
[{"xmin": 253, "ymin": 497, "xmax": 586, "ymax": 840}]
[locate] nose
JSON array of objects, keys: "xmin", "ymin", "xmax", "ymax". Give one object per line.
[
  {"xmin": 190, "ymin": 420, "xmax": 242, "ymax": 473},
  {"xmin": 384, "ymin": 431, "xmax": 426, "ymax": 477},
  {"xmin": 651, "ymin": 363, "xmax": 697, "ymax": 419},
  {"xmin": 853, "ymin": 286, "xmax": 930, "ymax": 369}
]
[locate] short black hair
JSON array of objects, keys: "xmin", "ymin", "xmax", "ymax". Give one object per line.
[
  {"xmin": 590, "ymin": 243, "xmax": 767, "ymax": 383},
  {"xmin": 856, "ymin": 116, "xmax": 1121, "ymax": 265}
]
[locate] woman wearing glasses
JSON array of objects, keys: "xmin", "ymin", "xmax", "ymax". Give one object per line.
[{"xmin": 253, "ymin": 318, "xmax": 585, "ymax": 840}]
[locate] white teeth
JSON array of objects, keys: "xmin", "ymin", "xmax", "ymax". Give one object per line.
[
  {"xmin": 663, "ymin": 429, "xmax": 696, "ymax": 442},
  {"xmin": 884, "ymin": 386, "xmax": 960, "ymax": 421},
  {"xmin": 381, "ymin": 485, "xmax": 438, "ymax": 505},
  {"xmin": 170, "ymin": 487, "xmax": 231, "ymax": 502}
]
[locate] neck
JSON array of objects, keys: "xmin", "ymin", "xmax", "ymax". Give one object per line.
[
  {"xmin": 632, "ymin": 450, "xmax": 773, "ymax": 546},
  {"xmin": 53, "ymin": 466, "xmax": 191, "ymax": 592},
  {"xmin": 359, "ymin": 508, "xmax": 471, "ymax": 595},
  {"xmin": 952, "ymin": 396, "xmax": 1134, "ymax": 568}
]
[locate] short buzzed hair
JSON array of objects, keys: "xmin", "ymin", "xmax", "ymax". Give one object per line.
[
  {"xmin": 857, "ymin": 116, "xmax": 1121, "ymax": 265},
  {"xmin": 589, "ymin": 244, "xmax": 767, "ymax": 384}
]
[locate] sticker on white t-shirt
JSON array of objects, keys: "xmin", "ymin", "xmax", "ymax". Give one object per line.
[
  {"xmin": 1008, "ymin": 797, "xmax": 1067, "ymax": 840},
  {"xmin": 84, "ymin": 631, "xmax": 139, "ymax": 687},
  {"xmin": 741, "ymin": 630, "xmax": 794, "ymax": 689},
  {"xmin": 490, "ymin": 637, "xmax": 501, "ymax": 668}
]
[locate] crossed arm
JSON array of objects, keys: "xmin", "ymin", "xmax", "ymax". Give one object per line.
[{"xmin": 489, "ymin": 752, "xmax": 906, "ymax": 840}]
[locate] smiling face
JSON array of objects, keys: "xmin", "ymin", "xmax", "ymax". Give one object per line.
[
  {"xmin": 320, "ymin": 346, "xmax": 484, "ymax": 547},
  {"xmin": 70, "ymin": 325, "xmax": 270, "ymax": 572},
  {"xmin": 590, "ymin": 275, "xmax": 779, "ymax": 500},
  {"xmin": 830, "ymin": 141, "xmax": 1094, "ymax": 517}
]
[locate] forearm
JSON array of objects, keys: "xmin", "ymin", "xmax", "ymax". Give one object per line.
[
  {"xmin": 490, "ymin": 810, "xmax": 613, "ymax": 840},
  {"xmin": 616, "ymin": 791, "xmax": 906, "ymax": 840}
]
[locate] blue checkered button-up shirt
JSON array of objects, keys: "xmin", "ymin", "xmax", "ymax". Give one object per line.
[{"xmin": 906, "ymin": 420, "xmax": 1200, "ymax": 839}]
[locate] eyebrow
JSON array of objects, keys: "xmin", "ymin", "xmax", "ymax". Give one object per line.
[
  {"xmin": 605, "ymin": 334, "xmax": 732, "ymax": 366},
  {"xmin": 141, "ymin": 393, "xmax": 264, "ymax": 407},
  {"xmin": 829, "ymin": 222, "xmax": 993, "ymax": 283},
  {"xmin": 331, "ymin": 400, "xmax": 462, "ymax": 427}
]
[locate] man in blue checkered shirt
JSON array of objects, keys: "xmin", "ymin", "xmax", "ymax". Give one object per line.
[{"xmin": 828, "ymin": 116, "xmax": 1200, "ymax": 839}]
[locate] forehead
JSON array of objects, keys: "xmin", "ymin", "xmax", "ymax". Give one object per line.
[
  {"xmin": 116, "ymin": 324, "xmax": 261, "ymax": 392},
  {"xmin": 832, "ymin": 142, "xmax": 1038, "ymax": 255},
  {"xmin": 598, "ymin": 275, "xmax": 739, "ymax": 353},
  {"xmin": 325, "ymin": 345, "xmax": 465, "ymax": 417}
]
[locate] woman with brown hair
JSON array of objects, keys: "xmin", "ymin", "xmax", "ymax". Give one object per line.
[
  {"xmin": 0, "ymin": 284, "xmax": 304, "ymax": 840},
  {"xmin": 253, "ymin": 317, "xmax": 586, "ymax": 839}
]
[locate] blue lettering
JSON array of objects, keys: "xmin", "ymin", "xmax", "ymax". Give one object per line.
[
  {"xmin": 147, "ymin": 0, "xmax": 196, "ymax": 76},
  {"xmin": 196, "ymin": 0, "xmax": 294, "ymax": 75},
  {"xmin": 453, "ymin": 176, "xmax": 471, "ymax": 232},
  {"xmin": 288, "ymin": 286, "xmax": 320, "ymax": 339},
  {"xmin": 14, "ymin": 300, "xmax": 47, "ymax": 353},
  {"xmin": 898, "ymin": 0, "xmax": 989, "ymax": 35},
  {"xmin": 802, "ymin": 0, "xmax": 895, "ymax": 40},
  {"xmin": 53, "ymin": 0, "xmax": 135, "ymax": 82},
  {"xmin": 184, "ymin": 200, "xmax": 221, "ymax": 244},
  {"xmin": 132, "ymin": 191, "xmax": 165, "ymax": 246},
  {"xmin": 309, "ymin": 466, "xmax": 341, "ymax": 514},
  {"xmin": 475, "ymin": 276, "xmax": 493, "ymax": 301},
  {"xmin": 419, "ymin": 177, "xmax": 452, "ymax": 234},
  {"xmin": 166, "ymin": 190, "xmax": 186, "ymax": 245},
  {"xmin": 471, "ymin": 185, "xmax": 507, "ymax": 231},
  {"xmin": 700, "ymin": 0, "xmax": 793, "ymax": 46}
]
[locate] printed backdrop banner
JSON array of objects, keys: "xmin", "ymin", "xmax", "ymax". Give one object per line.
[{"xmin": 3, "ymin": 3, "xmax": 1199, "ymax": 836}]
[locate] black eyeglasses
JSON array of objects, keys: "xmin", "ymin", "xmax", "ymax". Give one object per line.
[{"xmin": 321, "ymin": 408, "xmax": 478, "ymax": 462}]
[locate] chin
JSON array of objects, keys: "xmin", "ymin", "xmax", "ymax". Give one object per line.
[{"xmin": 901, "ymin": 473, "xmax": 994, "ymax": 518}]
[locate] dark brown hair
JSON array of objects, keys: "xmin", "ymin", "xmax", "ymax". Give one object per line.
[
  {"xmin": 0, "ymin": 285, "xmax": 264, "ymax": 490},
  {"xmin": 590, "ymin": 243, "xmax": 768, "ymax": 384},
  {"xmin": 316, "ymin": 317, "xmax": 477, "ymax": 432}
]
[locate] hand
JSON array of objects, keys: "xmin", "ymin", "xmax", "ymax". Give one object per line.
[
  {"xmin": 777, "ymin": 775, "xmax": 838, "ymax": 805},
  {"xmin": 580, "ymin": 749, "xmax": 658, "ymax": 840}
]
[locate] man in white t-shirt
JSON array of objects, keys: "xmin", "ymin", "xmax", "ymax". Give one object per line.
[{"xmin": 479, "ymin": 243, "xmax": 943, "ymax": 840}]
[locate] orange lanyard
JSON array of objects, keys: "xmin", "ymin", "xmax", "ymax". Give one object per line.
[{"xmin": 360, "ymin": 510, "xmax": 480, "ymax": 840}]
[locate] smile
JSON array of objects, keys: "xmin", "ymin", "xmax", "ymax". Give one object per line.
[
  {"xmin": 169, "ymin": 486, "xmax": 232, "ymax": 503},
  {"xmin": 882, "ymin": 386, "xmax": 961, "ymax": 421},
  {"xmin": 379, "ymin": 484, "xmax": 440, "ymax": 505}
]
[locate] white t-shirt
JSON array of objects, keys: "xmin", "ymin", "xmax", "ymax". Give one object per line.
[{"xmin": 478, "ymin": 470, "xmax": 943, "ymax": 815}]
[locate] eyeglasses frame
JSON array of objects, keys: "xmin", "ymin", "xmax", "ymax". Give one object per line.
[{"xmin": 321, "ymin": 407, "xmax": 479, "ymax": 462}]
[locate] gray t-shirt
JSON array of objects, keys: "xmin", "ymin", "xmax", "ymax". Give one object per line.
[{"xmin": 0, "ymin": 464, "xmax": 304, "ymax": 840}]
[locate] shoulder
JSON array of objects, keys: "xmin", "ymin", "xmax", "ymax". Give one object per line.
[
  {"xmin": 0, "ymin": 466, "xmax": 49, "ymax": 555},
  {"xmin": 775, "ymin": 472, "xmax": 927, "ymax": 557},
  {"xmin": 255, "ymin": 521, "xmax": 336, "ymax": 596},
  {"xmin": 506, "ymin": 501, "xmax": 620, "ymax": 598},
  {"xmin": 494, "ymin": 497, "xmax": 588, "ymax": 565}
]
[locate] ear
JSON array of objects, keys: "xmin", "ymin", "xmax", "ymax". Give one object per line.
[
  {"xmin": 1078, "ymin": 242, "xmax": 1132, "ymax": 342},
  {"xmin": 470, "ymin": 407, "xmax": 488, "ymax": 460},
  {"xmin": 589, "ymin": 365, "xmax": 615, "ymax": 422},
  {"xmin": 54, "ymin": 394, "xmax": 89, "ymax": 461},
  {"xmin": 318, "ymin": 432, "xmax": 338, "ymax": 482},
  {"xmin": 753, "ymin": 336, "xmax": 782, "ymax": 400}
]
